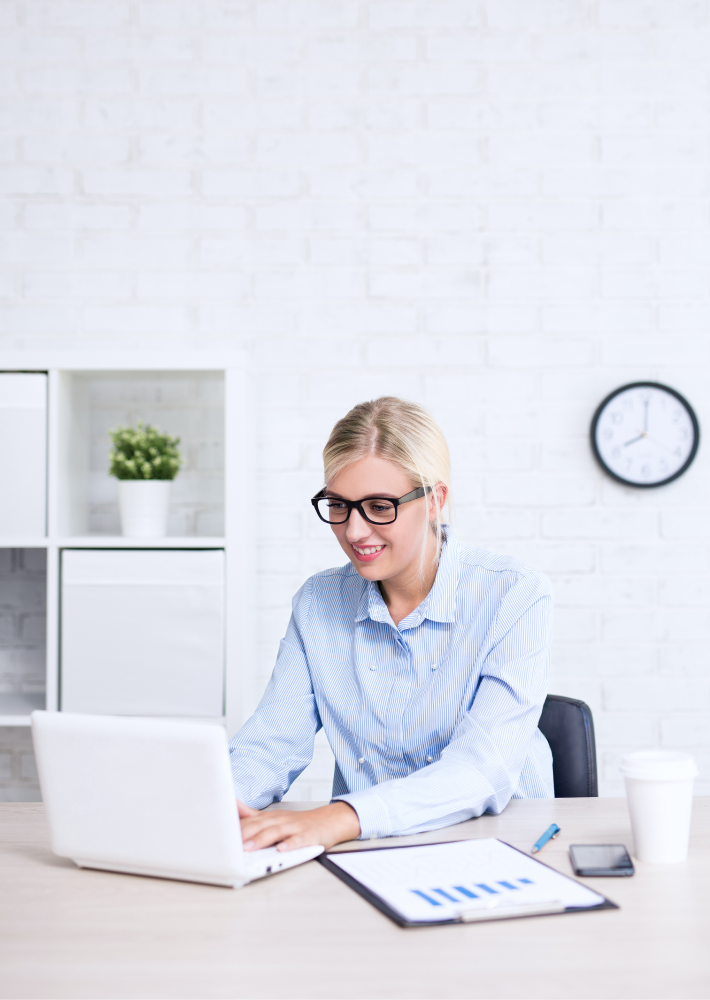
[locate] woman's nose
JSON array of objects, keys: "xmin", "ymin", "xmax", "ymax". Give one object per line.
[{"xmin": 345, "ymin": 507, "xmax": 371, "ymax": 541}]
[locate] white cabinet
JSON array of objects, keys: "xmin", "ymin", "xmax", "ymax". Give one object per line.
[
  {"xmin": 0, "ymin": 352, "xmax": 254, "ymax": 739},
  {"xmin": 61, "ymin": 549, "xmax": 225, "ymax": 717},
  {"xmin": 0, "ymin": 373, "xmax": 47, "ymax": 536}
]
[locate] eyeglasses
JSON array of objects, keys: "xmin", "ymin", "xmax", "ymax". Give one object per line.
[{"xmin": 311, "ymin": 486, "xmax": 432, "ymax": 525}]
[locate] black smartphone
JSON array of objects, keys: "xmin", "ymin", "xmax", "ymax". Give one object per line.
[{"xmin": 569, "ymin": 844, "xmax": 635, "ymax": 877}]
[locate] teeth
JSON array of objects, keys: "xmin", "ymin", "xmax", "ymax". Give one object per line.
[{"xmin": 354, "ymin": 545, "xmax": 383, "ymax": 555}]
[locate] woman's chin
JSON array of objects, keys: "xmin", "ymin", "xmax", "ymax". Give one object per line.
[{"xmin": 351, "ymin": 552, "xmax": 389, "ymax": 577}]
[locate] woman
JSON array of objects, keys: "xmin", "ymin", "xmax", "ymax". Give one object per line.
[{"xmin": 230, "ymin": 397, "xmax": 553, "ymax": 853}]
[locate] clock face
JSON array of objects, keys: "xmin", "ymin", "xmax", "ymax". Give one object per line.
[{"xmin": 591, "ymin": 382, "xmax": 699, "ymax": 487}]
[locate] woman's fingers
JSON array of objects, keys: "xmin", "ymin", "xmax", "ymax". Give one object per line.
[
  {"xmin": 239, "ymin": 803, "xmax": 361, "ymax": 852},
  {"xmin": 241, "ymin": 812, "xmax": 299, "ymax": 851},
  {"xmin": 236, "ymin": 798, "xmax": 260, "ymax": 818},
  {"xmin": 275, "ymin": 831, "xmax": 310, "ymax": 852},
  {"xmin": 240, "ymin": 812, "xmax": 289, "ymax": 837}
]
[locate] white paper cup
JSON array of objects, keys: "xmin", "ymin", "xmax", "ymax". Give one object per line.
[{"xmin": 620, "ymin": 751, "xmax": 698, "ymax": 864}]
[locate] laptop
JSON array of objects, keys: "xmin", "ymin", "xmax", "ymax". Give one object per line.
[{"xmin": 31, "ymin": 711, "xmax": 324, "ymax": 888}]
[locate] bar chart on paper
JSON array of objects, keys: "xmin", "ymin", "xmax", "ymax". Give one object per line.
[
  {"xmin": 326, "ymin": 839, "xmax": 607, "ymax": 925},
  {"xmin": 411, "ymin": 875, "xmax": 536, "ymax": 909}
]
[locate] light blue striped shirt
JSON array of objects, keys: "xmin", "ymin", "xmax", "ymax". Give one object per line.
[{"xmin": 229, "ymin": 530, "xmax": 554, "ymax": 839}]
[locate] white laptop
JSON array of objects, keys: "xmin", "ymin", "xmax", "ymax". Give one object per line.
[{"xmin": 31, "ymin": 711, "xmax": 323, "ymax": 888}]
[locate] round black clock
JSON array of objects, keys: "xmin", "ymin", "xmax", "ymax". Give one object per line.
[{"xmin": 590, "ymin": 382, "xmax": 699, "ymax": 488}]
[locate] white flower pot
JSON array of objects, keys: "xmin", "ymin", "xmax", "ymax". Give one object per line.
[{"xmin": 118, "ymin": 480, "xmax": 172, "ymax": 538}]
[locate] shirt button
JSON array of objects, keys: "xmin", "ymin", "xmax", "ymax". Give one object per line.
[
  {"xmin": 359, "ymin": 757, "xmax": 365, "ymax": 764},
  {"xmin": 427, "ymin": 756, "xmax": 433, "ymax": 763},
  {"xmin": 369, "ymin": 664, "xmax": 376, "ymax": 671},
  {"xmin": 431, "ymin": 664, "xmax": 437, "ymax": 671}
]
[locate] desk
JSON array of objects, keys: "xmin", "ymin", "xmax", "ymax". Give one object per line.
[{"xmin": 1, "ymin": 798, "xmax": 708, "ymax": 1000}]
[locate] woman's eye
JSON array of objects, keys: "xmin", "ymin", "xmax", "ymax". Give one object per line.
[
  {"xmin": 370, "ymin": 503, "xmax": 393, "ymax": 513},
  {"xmin": 327, "ymin": 501, "xmax": 346, "ymax": 509}
]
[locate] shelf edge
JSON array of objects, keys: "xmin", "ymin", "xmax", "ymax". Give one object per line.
[
  {"xmin": 56, "ymin": 537, "xmax": 226, "ymax": 548},
  {"xmin": 0, "ymin": 539, "xmax": 50, "ymax": 548}
]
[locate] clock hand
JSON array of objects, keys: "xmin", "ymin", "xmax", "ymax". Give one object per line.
[
  {"xmin": 623, "ymin": 433, "xmax": 646, "ymax": 447},
  {"xmin": 644, "ymin": 433, "xmax": 675, "ymax": 456}
]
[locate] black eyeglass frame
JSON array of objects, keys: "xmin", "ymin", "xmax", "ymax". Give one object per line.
[{"xmin": 311, "ymin": 486, "xmax": 432, "ymax": 525}]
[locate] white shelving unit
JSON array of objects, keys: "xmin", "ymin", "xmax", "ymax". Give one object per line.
[{"xmin": 0, "ymin": 353, "xmax": 254, "ymax": 737}]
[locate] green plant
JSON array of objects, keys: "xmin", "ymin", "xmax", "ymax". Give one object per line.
[{"xmin": 109, "ymin": 422, "xmax": 182, "ymax": 480}]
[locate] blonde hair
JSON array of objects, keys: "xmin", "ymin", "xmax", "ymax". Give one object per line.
[{"xmin": 323, "ymin": 397, "xmax": 451, "ymax": 568}]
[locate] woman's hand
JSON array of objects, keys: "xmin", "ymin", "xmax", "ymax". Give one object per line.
[{"xmin": 236, "ymin": 800, "xmax": 361, "ymax": 852}]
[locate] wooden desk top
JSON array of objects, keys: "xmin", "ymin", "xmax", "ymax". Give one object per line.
[{"xmin": 1, "ymin": 798, "xmax": 709, "ymax": 1000}]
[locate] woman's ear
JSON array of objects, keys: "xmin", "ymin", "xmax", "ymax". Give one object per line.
[{"xmin": 428, "ymin": 482, "xmax": 448, "ymax": 520}]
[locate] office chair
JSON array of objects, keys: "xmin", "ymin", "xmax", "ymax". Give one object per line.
[{"xmin": 538, "ymin": 694, "xmax": 598, "ymax": 797}]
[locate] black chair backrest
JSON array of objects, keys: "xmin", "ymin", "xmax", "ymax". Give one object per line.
[{"xmin": 538, "ymin": 694, "xmax": 598, "ymax": 797}]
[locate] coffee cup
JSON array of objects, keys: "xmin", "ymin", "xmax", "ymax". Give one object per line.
[{"xmin": 619, "ymin": 751, "xmax": 698, "ymax": 864}]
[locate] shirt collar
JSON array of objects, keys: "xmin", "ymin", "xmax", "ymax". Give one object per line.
[{"xmin": 354, "ymin": 528, "xmax": 460, "ymax": 627}]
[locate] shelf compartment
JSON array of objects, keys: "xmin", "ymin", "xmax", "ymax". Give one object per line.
[
  {"xmin": 0, "ymin": 373, "xmax": 47, "ymax": 537},
  {"xmin": 57, "ymin": 370, "xmax": 225, "ymax": 539},
  {"xmin": 0, "ymin": 548, "xmax": 47, "ymax": 721}
]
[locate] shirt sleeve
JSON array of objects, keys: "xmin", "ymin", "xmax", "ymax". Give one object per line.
[
  {"xmin": 335, "ymin": 571, "xmax": 553, "ymax": 839},
  {"xmin": 228, "ymin": 579, "xmax": 321, "ymax": 807}
]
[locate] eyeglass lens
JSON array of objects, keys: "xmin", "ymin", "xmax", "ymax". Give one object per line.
[{"xmin": 316, "ymin": 497, "xmax": 397, "ymax": 524}]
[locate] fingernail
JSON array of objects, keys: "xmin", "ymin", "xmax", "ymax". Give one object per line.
[{"xmin": 243, "ymin": 840, "xmax": 255, "ymax": 851}]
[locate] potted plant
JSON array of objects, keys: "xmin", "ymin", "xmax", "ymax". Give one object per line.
[{"xmin": 109, "ymin": 422, "xmax": 182, "ymax": 537}]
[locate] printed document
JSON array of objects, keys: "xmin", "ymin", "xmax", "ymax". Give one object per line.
[{"xmin": 328, "ymin": 838, "xmax": 606, "ymax": 924}]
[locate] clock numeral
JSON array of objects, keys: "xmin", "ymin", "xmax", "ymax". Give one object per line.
[
  {"xmin": 611, "ymin": 411, "xmax": 623, "ymax": 425},
  {"xmin": 611, "ymin": 447, "xmax": 620, "ymax": 460},
  {"xmin": 678, "ymin": 428, "xmax": 688, "ymax": 440},
  {"xmin": 674, "ymin": 447, "xmax": 683, "ymax": 457},
  {"xmin": 602, "ymin": 428, "xmax": 613, "ymax": 441},
  {"xmin": 641, "ymin": 464, "xmax": 651, "ymax": 478},
  {"xmin": 659, "ymin": 460, "xmax": 669, "ymax": 476}
]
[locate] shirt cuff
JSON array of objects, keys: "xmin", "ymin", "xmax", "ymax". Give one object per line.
[{"xmin": 333, "ymin": 790, "xmax": 392, "ymax": 840}]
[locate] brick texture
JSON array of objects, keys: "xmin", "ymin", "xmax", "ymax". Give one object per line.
[
  {"xmin": 0, "ymin": 550, "xmax": 46, "ymax": 801},
  {"xmin": 1, "ymin": 0, "xmax": 710, "ymax": 799}
]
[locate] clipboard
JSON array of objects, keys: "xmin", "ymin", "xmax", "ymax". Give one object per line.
[{"xmin": 318, "ymin": 838, "xmax": 619, "ymax": 928}]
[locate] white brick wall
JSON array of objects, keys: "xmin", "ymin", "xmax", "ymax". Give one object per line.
[{"xmin": 2, "ymin": 0, "xmax": 710, "ymax": 799}]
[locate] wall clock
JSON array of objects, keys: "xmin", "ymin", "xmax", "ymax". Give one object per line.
[{"xmin": 590, "ymin": 382, "xmax": 699, "ymax": 488}]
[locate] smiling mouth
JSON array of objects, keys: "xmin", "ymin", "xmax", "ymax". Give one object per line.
[{"xmin": 351, "ymin": 544, "xmax": 385, "ymax": 561}]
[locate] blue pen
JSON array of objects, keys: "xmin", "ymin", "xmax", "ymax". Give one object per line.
[{"xmin": 531, "ymin": 823, "xmax": 561, "ymax": 854}]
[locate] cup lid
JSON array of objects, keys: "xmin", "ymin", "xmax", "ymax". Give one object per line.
[{"xmin": 620, "ymin": 750, "xmax": 698, "ymax": 781}]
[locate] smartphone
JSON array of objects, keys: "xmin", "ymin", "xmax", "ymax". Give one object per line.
[{"xmin": 569, "ymin": 844, "xmax": 635, "ymax": 877}]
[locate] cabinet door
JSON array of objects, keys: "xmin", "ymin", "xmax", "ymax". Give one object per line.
[
  {"xmin": 61, "ymin": 550, "xmax": 225, "ymax": 717},
  {"xmin": 0, "ymin": 374, "xmax": 47, "ymax": 536}
]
